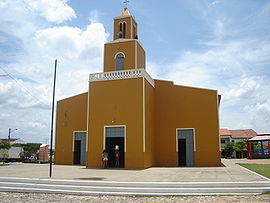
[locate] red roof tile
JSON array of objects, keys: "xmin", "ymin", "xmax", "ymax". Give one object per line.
[
  {"xmin": 0, "ymin": 139, "xmax": 18, "ymax": 142},
  {"xmin": 219, "ymin": 128, "xmax": 231, "ymax": 136},
  {"xmin": 230, "ymin": 129, "xmax": 257, "ymax": 139}
]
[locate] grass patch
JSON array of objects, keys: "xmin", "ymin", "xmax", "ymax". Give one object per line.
[{"xmin": 239, "ymin": 164, "xmax": 270, "ymax": 179}]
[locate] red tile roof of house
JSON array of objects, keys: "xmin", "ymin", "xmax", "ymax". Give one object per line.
[
  {"xmin": 219, "ymin": 128, "xmax": 231, "ymax": 136},
  {"xmin": 230, "ymin": 129, "xmax": 257, "ymax": 139},
  {"xmin": 220, "ymin": 129, "xmax": 257, "ymax": 139},
  {"xmin": 0, "ymin": 138, "xmax": 26, "ymax": 145},
  {"xmin": 0, "ymin": 139, "xmax": 18, "ymax": 142}
]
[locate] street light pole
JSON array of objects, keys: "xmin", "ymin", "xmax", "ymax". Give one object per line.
[
  {"xmin": 8, "ymin": 128, "xmax": 11, "ymax": 140},
  {"xmin": 8, "ymin": 128, "xmax": 17, "ymax": 141},
  {"xmin": 49, "ymin": 59, "xmax": 57, "ymax": 178}
]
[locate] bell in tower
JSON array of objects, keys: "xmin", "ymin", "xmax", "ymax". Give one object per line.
[{"xmin": 113, "ymin": 7, "xmax": 138, "ymax": 40}]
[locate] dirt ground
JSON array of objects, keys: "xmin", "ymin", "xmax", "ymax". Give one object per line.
[{"xmin": 0, "ymin": 192, "xmax": 269, "ymax": 203}]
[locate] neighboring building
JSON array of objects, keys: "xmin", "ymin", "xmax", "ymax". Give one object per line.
[
  {"xmin": 247, "ymin": 133, "xmax": 270, "ymax": 159},
  {"xmin": 220, "ymin": 129, "xmax": 257, "ymax": 148},
  {"xmin": 0, "ymin": 138, "xmax": 26, "ymax": 145},
  {"xmin": 39, "ymin": 144, "xmax": 49, "ymax": 161},
  {"xmin": 55, "ymin": 8, "xmax": 221, "ymax": 169},
  {"xmin": 0, "ymin": 138, "xmax": 25, "ymax": 161},
  {"xmin": 219, "ymin": 129, "xmax": 231, "ymax": 148}
]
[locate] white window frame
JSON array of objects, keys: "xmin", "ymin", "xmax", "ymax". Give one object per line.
[
  {"xmin": 72, "ymin": 131, "xmax": 87, "ymax": 152},
  {"xmin": 176, "ymin": 128, "xmax": 196, "ymax": 152},
  {"xmin": 114, "ymin": 52, "xmax": 126, "ymax": 59}
]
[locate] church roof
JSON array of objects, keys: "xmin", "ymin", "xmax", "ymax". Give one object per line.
[{"xmin": 119, "ymin": 8, "xmax": 131, "ymax": 17}]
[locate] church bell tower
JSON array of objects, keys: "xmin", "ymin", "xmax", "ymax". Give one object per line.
[
  {"xmin": 113, "ymin": 8, "xmax": 138, "ymax": 40},
  {"xmin": 103, "ymin": 7, "xmax": 146, "ymax": 72}
]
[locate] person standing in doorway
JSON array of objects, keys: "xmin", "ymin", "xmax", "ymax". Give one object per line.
[
  {"xmin": 115, "ymin": 149, "xmax": 120, "ymax": 168},
  {"xmin": 102, "ymin": 150, "xmax": 108, "ymax": 168}
]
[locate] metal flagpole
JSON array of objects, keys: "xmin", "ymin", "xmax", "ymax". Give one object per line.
[{"xmin": 49, "ymin": 59, "xmax": 57, "ymax": 178}]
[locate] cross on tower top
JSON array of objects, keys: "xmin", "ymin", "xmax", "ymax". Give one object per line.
[{"xmin": 124, "ymin": 0, "xmax": 129, "ymax": 9}]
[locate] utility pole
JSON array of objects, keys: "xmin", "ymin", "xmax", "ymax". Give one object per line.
[
  {"xmin": 8, "ymin": 128, "xmax": 17, "ymax": 141},
  {"xmin": 49, "ymin": 59, "xmax": 57, "ymax": 178},
  {"xmin": 8, "ymin": 128, "xmax": 11, "ymax": 140}
]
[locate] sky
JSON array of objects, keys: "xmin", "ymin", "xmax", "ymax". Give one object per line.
[{"xmin": 0, "ymin": 0, "xmax": 269, "ymax": 144}]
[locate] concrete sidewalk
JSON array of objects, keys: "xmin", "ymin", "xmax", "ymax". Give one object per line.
[{"xmin": 0, "ymin": 159, "xmax": 269, "ymax": 182}]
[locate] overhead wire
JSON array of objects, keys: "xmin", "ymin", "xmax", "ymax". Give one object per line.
[
  {"xmin": 0, "ymin": 66, "xmax": 49, "ymax": 107},
  {"xmin": 0, "ymin": 66, "xmax": 53, "ymax": 145}
]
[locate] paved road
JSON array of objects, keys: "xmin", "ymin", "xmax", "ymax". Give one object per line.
[
  {"xmin": 0, "ymin": 159, "xmax": 269, "ymax": 182},
  {"xmin": 0, "ymin": 159, "xmax": 269, "ymax": 196},
  {"xmin": 0, "ymin": 177, "xmax": 269, "ymax": 196}
]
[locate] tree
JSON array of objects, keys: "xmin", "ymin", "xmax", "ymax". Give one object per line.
[
  {"xmin": 234, "ymin": 139, "xmax": 247, "ymax": 158},
  {"xmin": 0, "ymin": 140, "xmax": 11, "ymax": 163},
  {"xmin": 222, "ymin": 142, "xmax": 235, "ymax": 158},
  {"xmin": 22, "ymin": 143, "xmax": 41, "ymax": 160}
]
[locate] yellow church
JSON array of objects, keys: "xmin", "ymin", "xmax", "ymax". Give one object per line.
[{"xmin": 54, "ymin": 8, "xmax": 221, "ymax": 169}]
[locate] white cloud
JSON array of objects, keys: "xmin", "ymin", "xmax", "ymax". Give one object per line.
[
  {"xmin": 27, "ymin": 121, "xmax": 46, "ymax": 129},
  {"xmin": 213, "ymin": 20, "xmax": 226, "ymax": 39},
  {"xmin": 223, "ymin": 77, "xmax": 261, "ymax": 102},
  {"xmin": 24, "ymin": 0, "xmax": 76, "ymax": 23},
  {"xmin": 208, "ymin": 0, "xmax": 221, "ymax": 8},
  {"xmin": 0, "ymin": 1, "xmax": 7, "ymax": 8},
  {"xmin": 89, "ymin": 10, "xmax": 100, "ymax": 23},
  {"xmin": 244, "ymin": 99, "xmax": 270, "ymax": 133},
  {"xmin": 149, "ymin": 38, "xmax": 270, "ymax": 90},
  {"xmin": 0, "ymin": 1, "xmax": 108, "ymax": 143},
  {"xmin": 35, "ymin": 23, "xmax": 108, "ymax": 60}
]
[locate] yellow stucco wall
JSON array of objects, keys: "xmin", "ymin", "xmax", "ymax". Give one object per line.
[
  {"xmin": 54, "ymin": 78, "xmax": 221, "ymax": 168},
  {"xmin": 154, "ymin": 80, "xmax": 221, "ymax": 167},
  {"xmin": 144, "ymin": 79, "xmax": 155, "ymax": 168},
  {"xmin": 87, "ymin": 78, "xmax": 145, "ymax": 169},
  {"xmin": 54, "ymin": 92, "xmax": 88, "ymax": 165},
  {"xmin": 137, "ymin": 42, "xmax": 145, "ymax": 69},
  {"xmin": 103, "ymin": 40, "xmax": 145, "ymax": 72}
]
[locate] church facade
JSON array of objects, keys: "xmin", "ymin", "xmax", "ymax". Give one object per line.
[{"xmin": 54, "ymin": 8, "xmax": 221, "ymax": 169}]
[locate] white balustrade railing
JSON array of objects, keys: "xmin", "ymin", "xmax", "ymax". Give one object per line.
[{"xmin": 89, "ymin": 69, "xmax": 155, "ymax": 87}]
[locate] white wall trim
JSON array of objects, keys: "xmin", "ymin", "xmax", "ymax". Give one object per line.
[
  {"xmin": 176, "ymin": 128, "xmax": 196, "ymax": 152},
  {"xmin": 217, "ymin": 92, "xmax": 221, "ymax": 152},
  {"xmin": 103, "ymin": 125, "xmax": 126, "ymax": 152},
  {"xmin": 89, "ymin": 69, "xmax": 155, "ymax": 88},
  {"xmin": 118, "ymin": 21, "xmax": 127, "ymax": 25},
  {"xmin": 86, "ymin": 85, "xmax": 90, "ymax": 152},
  {"xmin": 72, "ymin": 132, "xmax": 75, "ymax": 152},
  {"xmin": 114, "ymin": 52, "xmax": 126, "ymax": 59},
  {"xmin": 72, "ymin": 131, "xmax": 87, "ymax": 152},
  {"xmin": 142, "ymin": 78, "xmax": 146, "ymax": 152}
]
